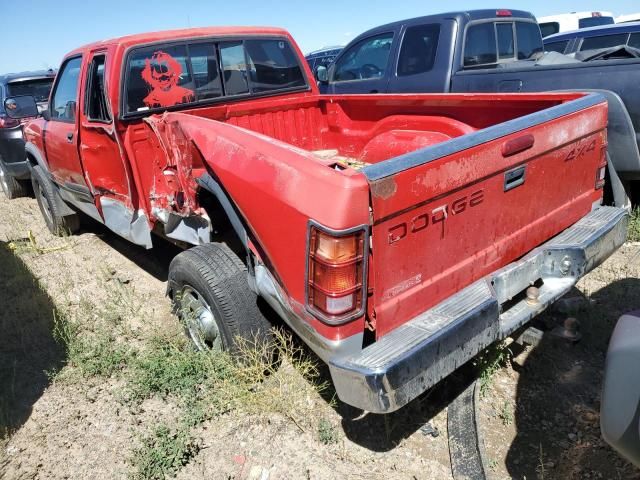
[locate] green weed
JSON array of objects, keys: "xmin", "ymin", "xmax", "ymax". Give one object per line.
[
  {"xmin": 129, "ymin": 424, "xmax": 200, "ymax": 480},
  {"xmin": 629, "ymin": 207, "xmax": 640, "ymax": 242}
]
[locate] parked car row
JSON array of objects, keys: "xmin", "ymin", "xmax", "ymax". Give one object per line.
[
  {"xmin": 313, "ymin": 9, "xmax": 640, "ymax": 206},
  {"xmin": 544, "ymin": 22, "xmax": 640, "ymax": 54},
  {"xmin": 0, "ymin": 7, "xmax": 637, "ymax": 468},
  {"xmin": 0, "ymin": 69, "xmax": 55, "ymax": 199}
]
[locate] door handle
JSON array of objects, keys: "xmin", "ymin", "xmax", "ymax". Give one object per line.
[
  {"xmin": 504, "ymin": 165, "xmax": 526, "ymax": 192},
  {"xmin": 66, "ymin": 132, "xmax": 74, "ymax": 143},
  {"xmin": 370, "ymin": 90, "xmax": 379, "ymax": 93}
]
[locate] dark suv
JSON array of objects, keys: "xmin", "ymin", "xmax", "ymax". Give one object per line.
[{"xmin": 0, "ymin": 70, "xmax": 56, "ymax": 199}]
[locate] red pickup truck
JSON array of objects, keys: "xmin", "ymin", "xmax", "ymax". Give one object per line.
[{"xmin": 4, "ymin": 27, "xmax": 628, "ymax": 413}]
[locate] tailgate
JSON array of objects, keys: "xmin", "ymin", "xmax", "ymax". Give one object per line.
[{"xmin": 361, "ymin": 94, "xmax": 608, "ymax": 337}]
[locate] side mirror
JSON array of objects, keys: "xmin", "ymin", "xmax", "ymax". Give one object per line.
[
  {"xmin": 41, "ymin": 110, "xmax": 51, "ymax": 121},
  {"xmin": 4, "ymin": 95, "xmax": 39, "ymax": 120},
  {"xmin": 315, "ymin": 66, "xmax": 329, "ymax": 83}
]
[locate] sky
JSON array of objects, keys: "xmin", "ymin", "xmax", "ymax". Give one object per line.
[{"xmin": 1, "ymin": 0, "xmax": 639, "ymax": 73}]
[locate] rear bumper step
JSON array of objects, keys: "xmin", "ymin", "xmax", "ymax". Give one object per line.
[{"xmin": 329, "ymin": 206, "xmax": 629, "ymax": 413}]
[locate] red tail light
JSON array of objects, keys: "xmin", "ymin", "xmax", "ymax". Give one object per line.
[
  {"xmin": 0, "ymin": 114, "xmax": 20, "ymax": 129},
  {"xmin": 307, "ymin": 224, "xmax": 367, "ymax": 324},
  {"xmin": 592, "ymin": 12, "xmax": 602, "ymax": 17},
  {"xmin": 496, "ymin": 9, "xmax": 512, "ymax": 17}
]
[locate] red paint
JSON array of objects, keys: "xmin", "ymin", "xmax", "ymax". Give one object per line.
[{"xmin": 22, "ymin": 26, "xmax": 608, "ymax": 344}]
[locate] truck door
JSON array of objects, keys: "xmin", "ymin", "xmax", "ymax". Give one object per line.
[
  {"xmin": 79, "ymin": 51, "xmax": 150, "ymax": 247},
  {"xmin": 45, "ymin": 56, "xmax": 87, "ymax": 187},
  {"xmin": 386, "ymin": 20, "xmax": 456, "ymax": 93},
  {"xmin": 326, "ymin": 31, "xmax": 396, "ymax": 94}
]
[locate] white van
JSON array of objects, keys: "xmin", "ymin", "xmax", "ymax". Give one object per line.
[
  {"xmin": 617, "ymin": 13, "xmax": 640, "ymax": 23},
  {"xmin": 538, "ymin": 11, "xmax": 615, "ymax": 37}
]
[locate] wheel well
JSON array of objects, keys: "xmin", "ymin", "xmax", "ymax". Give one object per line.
[{"xmin": 197, "ymin": 187, "xmax": 246, "ymax": 261}]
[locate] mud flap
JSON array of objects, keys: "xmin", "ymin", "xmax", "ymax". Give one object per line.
[{"xmin": 448, "ymin": 380, "xmax": 489, "ymax": 480}]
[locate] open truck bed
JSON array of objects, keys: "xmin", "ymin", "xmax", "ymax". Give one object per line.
[{"xmin": 147, "ymin": 92, "xmax": 627, "ymax": 411}]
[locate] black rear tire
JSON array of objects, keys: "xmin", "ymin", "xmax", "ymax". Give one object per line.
[
  {"xmin": 168, "ymin": 243, "xmax": 273, "ymax": 357},
  {"xmin": 0, "ymin": 160, "xmax": 29, "ymax": 199},
  {"xmin": 31, "ymin": 165, "xmax": 80, "ymax": 236}
]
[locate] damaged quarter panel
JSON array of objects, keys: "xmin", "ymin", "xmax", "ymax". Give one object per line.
[{"xmin": 145, "ymin": 112, "xmax": 371, "ymax": 340}]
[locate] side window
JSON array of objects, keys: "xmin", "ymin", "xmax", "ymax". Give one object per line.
[
  {"xmin": 125, "ymin": 44, "xmax": 194, "ymax": 113},
  {"xmin": 244, "ymin": 39, "xmax": 306, "ymax": 93},
  {"xmin": 219, "ymin": 42, "xmax": 250, "ymax": 96},
  {"xmin": 397, "ymin": 24, "xmax": 440, "ymax": 76},
  {"xmin": 545, "ymin": 40, "xmax": 570, "ymax": 53},
  {"xmin": 516, "ymin": 22, "xmax": 543, "ymax": 59},
  {"xmin": 51, "ymin": 57, "xmax": 82, "ymax": 121},
  {"xmin": 580, "ymin": 34, "xmax": 630, "ymax": 51},
  {"xmin": 629, "ymin": 33, "xmax": 640, "ymax": 49},
  {"xmin": 188, "ymin": 43, "xmax": 222, "ymax": 101},
  {"xmin": 464, "ymin": 23, "xmax": 497, "ymax": 67},
  {"xmin": 496, "ymin": 23, "xmax": 515, "ymax": 60},
  {"xmin": 85, "ymin": 55, "xmax": 110, "ymax": 122},
  {"xmin": 333, "ymin": 33, "xmax": 394, "ymax": 82},
  {"xmin": 539, "ymin": 22, "xmax": 560, "ymax": 38}
]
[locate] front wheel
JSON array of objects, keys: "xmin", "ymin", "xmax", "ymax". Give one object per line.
[
  {"xmin": 31, "ymin": 165, "xmax": 80, "ymax": 236},
  {"xmin": 168, "ymin": 243, "xmax": 273, "ymax": 357}
]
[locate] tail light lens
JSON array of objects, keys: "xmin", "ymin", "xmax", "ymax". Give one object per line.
[
  {"xmin": 0, "ymin": 114, "xmax": 20, "ymax": 129},
  {"xmin": 307, "ymin": 224, "xmax": 367, "ymax": 323}
]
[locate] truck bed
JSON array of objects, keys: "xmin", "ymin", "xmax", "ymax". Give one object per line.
[{"xmin": 154, "ymin": 92, "xmax": 608, "ymax": 339}]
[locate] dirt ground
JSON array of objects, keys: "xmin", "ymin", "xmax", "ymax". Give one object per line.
[{"xmin": 0, "ymin": 193, "xmax": 639, "ymax": 480}]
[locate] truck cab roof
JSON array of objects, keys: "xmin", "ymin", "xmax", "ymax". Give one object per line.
[
  {"xmin": 349, "ymin": 9, "xmax": 535, "ymax": 43},
  {"xmin": 66, "ymin": 26, "xmax": 293, "ymax": 56}
]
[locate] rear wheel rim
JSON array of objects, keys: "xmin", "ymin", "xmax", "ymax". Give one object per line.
[
  {"xmin": 0, "ymin": 165, "xmax": 9, "ymax": 195},
  {"xmin": 178, "ymin": 285, "xmax": 223, "ymax": 352}
]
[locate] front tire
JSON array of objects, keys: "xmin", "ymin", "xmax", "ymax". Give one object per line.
[
  {"xmin": 31, "ymin": 165, "xmax": 80, "ymax": 236},
  {"xmin": 168, "ymin": 243, "xmax": 273, "ymax": 357}
]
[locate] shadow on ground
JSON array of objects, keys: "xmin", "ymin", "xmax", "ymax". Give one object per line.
[
  {"xmin": 0, "ymin": 240, "xmax": 65, "ymax": 437},
  {"xmin": 78, "ymin": 216, "xmax": 181, "ymax": 282},
  {"xmin": 506, "ymin": 278, "xmax": 640, "ymax": 479}
]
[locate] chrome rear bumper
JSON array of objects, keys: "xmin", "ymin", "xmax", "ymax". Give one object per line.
[{"xmin": 329, "ymin": 206, "xmax": 629, "ymax": 413}]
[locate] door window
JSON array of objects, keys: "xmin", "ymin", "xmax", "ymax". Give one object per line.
[
  {"xmin": 464, "ymin": 23, "xmax": 497, "ymax": 67},
  {"xmin": 580, "ymin": 33, "xmax": 630, "ymax": 51},
  {"xmin": 629, "ymin": 33, "xmax": 640, "ymax": 49},
  {"xmin": 397, "ymin": 24, "xmax": 440, "ymax": 76},
  {"xmin": 544, "ymin": 40, "xmax": 570, "ymax": 53},
  {"xmin": 516, "ymin": 22, "xmax": 543, "ymax": 59},
  {"xmin": 51, "ymin": 57, "xmax": 82, "ymax": 122},
  {"xmin": 333, "ymin": 33, "xmax": 394, "ymax": 82},
  {"xmin": 85, "ymin": 55, "xmax": 110, "ymax": 122}
]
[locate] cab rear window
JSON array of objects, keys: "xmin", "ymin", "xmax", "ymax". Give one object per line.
[
  {"xmin": 7, "ymin": 78, "xmax": 54, "ymax": 103},
  {"xmin": 124, "ymin": 38, "xmax": 307, "ymax": 115}
]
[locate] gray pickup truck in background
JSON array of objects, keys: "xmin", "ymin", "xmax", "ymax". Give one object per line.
[{"xmin": 317, "ymin": 9, "xmax": 640, "ymax": 205}]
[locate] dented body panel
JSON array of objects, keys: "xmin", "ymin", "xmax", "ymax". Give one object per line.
[{"xmin": 21, "ymin": 26, "xmax": 627, "ymax": 411}]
